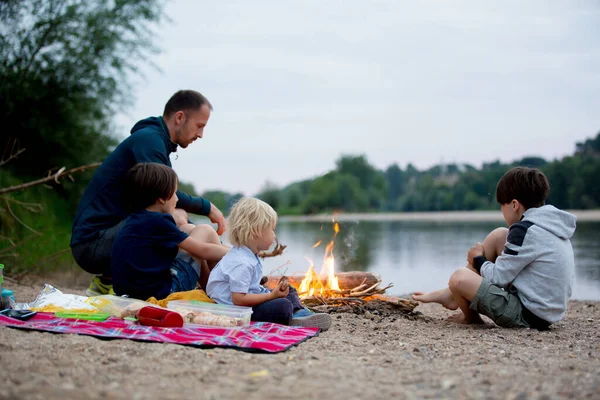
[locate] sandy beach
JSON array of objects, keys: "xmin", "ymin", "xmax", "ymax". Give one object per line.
[{"xmin": 1, "ymin": 277, "xmax": 598, "ymax": 400}]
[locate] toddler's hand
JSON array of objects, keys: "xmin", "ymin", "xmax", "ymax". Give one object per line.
[
  {"xmin": 272, "ymin": 283, "xmax": 289, "ymax": 299},
  {"xmin": 467, "ymin": 242, "xmax": 485, "ymax": 265}
]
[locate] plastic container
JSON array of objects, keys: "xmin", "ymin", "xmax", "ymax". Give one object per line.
[
  {"xmin": 167, "ymin": 300, "xmax": 253, "ymax": 327},
  {"xmin": 88, "ymin": 295, "xmax": 158, "ymax": 319}
]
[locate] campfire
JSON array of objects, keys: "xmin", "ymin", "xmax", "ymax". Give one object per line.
[{"xmin": 265, "ymin": 218, "xmax": 409, "ymax": 309}]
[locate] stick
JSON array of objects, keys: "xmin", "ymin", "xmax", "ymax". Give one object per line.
[{"xmin": 0, "ymin": 162, "xmax": 101, "ymax": 195}]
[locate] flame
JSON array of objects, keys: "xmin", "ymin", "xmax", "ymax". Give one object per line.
[
  {"xmin": 312, "ymin": 240, "xmax": 322, "ymax": 248},
  {"xmin": 298, "ymin": 218, "xmax": 341, "ymax": 298}
]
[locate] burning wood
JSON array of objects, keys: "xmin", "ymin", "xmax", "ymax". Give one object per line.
[
  {"xmin": 264, "ymin": 217, "xmax": 417, "ymax": 313},
  {"xmin": 264, "ymin": 271, "xmax": 393, "ymax": 306}
]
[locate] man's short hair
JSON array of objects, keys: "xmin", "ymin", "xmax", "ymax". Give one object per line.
[
  {"xmin": 496, "ymin": 166, "xmax": 550, "ymax": 209},
  {"xmin": 125, "ymin": 162, "xmax": 178, "ymax": 211},
  {"xmin": 228, "ymin": 197, "xmax": 277, "ymax": 247},
  {"xmin": 163, "ymin": 90, "xmax": 213, "ymax": 117}
]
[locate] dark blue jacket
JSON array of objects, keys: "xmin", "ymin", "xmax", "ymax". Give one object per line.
[{"xmin": 70, "ymin": 116, "xmax": 211, "ymax": 247}]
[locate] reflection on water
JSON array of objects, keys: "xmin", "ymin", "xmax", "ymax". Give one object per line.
[{"xmin": 259, "ymin": 220, "xmax": 600, "ymax": 301}]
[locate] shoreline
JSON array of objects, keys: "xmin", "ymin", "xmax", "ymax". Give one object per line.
[
  {"xmin": 1, "ymin": 280, "xmax": 599, "ymax": 399},
  {"xmin": 279, "ymin": 209, "xmax": 600, "ymax": 223}
]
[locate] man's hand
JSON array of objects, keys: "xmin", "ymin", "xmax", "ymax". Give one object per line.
[
  {"xmin": 208, "ymin": 202, "xmax": 226, "ymax": 235},
  {"xmin": 467, "ymin": 242, "xmax": 485, "ymax": 265}
]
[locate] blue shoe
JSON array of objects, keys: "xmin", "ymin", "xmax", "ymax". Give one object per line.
[{"xmin": 292, "ymin": 307, "xmax": 314, "ymax": 318}]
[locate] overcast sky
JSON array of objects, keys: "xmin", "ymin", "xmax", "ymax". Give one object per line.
[{"xmin": 115, "ymin": 0, "xmax": 600, "ymax": 196}]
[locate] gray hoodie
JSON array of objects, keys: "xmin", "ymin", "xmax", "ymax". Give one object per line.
[{"xmin": 479, "ymin": 205, "xmax": 576, "ymax": 324}]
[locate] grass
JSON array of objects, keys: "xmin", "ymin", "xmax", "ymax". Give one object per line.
[{"xmin": 0, "ymin": 172, "xmax": 80, "ymax": 276}]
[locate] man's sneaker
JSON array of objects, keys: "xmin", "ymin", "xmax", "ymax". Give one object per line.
[
  {"xmin": 290, "ymin": 308, "xmax": 332, "ymax": 331},
  {"xmin": 85, "ymin": 276, "xmax": 115, "ymax": 297}
]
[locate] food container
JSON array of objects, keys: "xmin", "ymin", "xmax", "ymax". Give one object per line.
[
  {"xmin": 88, "ymin": 295, "xmax": 157, "ymax": 319},
  {"xmin": 167, "ymin": 300, "xmax": 253, "ymax": 327}
]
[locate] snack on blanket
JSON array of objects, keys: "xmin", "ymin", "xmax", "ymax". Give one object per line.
[
  {"xmin": 172, "ymin": 307, "xmax": 238, "ymax": 327},
  {"xmin": 192, "ymin": 312, "xmax": 237, "ymax": 327},
  {"xmin": 167, "ymin": 300, "xmax": 253, "ymax": 327},
  {"xmin": 120, "ymin": 302, "xmax": 145, "ymax": 318}
]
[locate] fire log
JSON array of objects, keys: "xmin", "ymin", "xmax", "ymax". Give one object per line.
[{"xmin": 264, "ymin": 271, "xmax": 381, "ymax": 291}]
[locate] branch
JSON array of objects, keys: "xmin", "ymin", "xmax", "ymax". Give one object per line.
[
  {"xmin": 0, "ymin": 147, "xmax": 26, "ymax": 168},
  {"xmin": 4, "ymin": 197, "xmax": 40, "ymax": 235},
  {"xmin": 0, "ymin": 162, "xmax": 101, "ymax": 195}
]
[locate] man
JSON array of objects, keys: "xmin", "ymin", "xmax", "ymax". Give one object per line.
[{"xmin": 71, "ymin": 90, "xmax": 226, "ymax": 296}]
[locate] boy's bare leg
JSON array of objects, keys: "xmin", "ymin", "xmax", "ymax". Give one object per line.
[
  {"xmin": 482, "ymin": 227, "xmax": 508, "ymax": 263},
  {"xmin": 447, "ymin": 267, "xmax": 485, "ymax": 324},
  {"xmin": 412, "ymin": 227, "xmax": 508, "ymax": 311},
  {"xmin": 412, "ymin": 288, "xmax": 458, "ymax": 310},
  {"xmin": 180, "ymin": 223, "xmax": 225, "ymax": 290}
]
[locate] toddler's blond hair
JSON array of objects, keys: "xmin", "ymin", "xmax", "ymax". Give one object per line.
[{"xmin": 228, "ymin": 197, "xmax": 277, "ymax": 247}]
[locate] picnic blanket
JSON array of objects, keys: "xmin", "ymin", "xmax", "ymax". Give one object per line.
[{"xmin": 0, "ymin": 312, "xmax": 319, "ymax": 353}]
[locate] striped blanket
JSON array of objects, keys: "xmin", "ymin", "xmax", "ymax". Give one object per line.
[{"xmin": 0, "ymin": 312, "xmax": 319, "ymax": 353}]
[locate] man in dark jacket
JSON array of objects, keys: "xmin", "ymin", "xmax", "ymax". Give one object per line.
[{"xmin": 71, "ymin": 90, "xmax": 227, "ymax": 296}]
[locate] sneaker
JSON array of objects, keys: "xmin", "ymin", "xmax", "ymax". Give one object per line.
[
  {"xmin": 290, "ymin": 308, "xmax": 332, "ymax": 331},
  {"xmin": 85, "ymin": 276, "xmax": 115, "ymax": 297}
]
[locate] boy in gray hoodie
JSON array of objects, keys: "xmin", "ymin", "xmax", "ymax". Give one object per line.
[{"xmin": 413, "ymin": 167, "xmax": 576, "ymax": 330}]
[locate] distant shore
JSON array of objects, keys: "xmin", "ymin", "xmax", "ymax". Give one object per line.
[{"xmin": 279, "ymin": 209, "xmax": 600, "ymax": 223}]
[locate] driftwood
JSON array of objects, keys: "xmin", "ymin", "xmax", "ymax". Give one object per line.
[
  {"xmin": 311, "ymin": 294, "xmax": 419, "ymax": 315},
  {"xmin": 264, "ymin": 271, "xmax": 382, "ymax": 291}
]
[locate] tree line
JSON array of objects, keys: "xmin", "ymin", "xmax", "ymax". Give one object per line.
[{"xmin": 226, "ymin": 132, "xmax": 599, "ymax": 215}]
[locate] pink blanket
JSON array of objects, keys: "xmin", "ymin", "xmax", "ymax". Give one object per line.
[{"xmin": 0, "ymin": 312, "xmax": 319, "ymax": 353}]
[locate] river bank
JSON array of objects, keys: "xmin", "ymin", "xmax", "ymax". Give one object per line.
[{"xmin": 1, "ymin": 279, "xmax": 599, "ymax": 400}]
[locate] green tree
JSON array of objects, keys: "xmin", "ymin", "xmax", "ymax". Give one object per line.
[
  {"xmin": 336, "ymin": 154, "xmax": 387, "ymax": 210},
  {"xmin": 1, "ymin": 0, "xmax": 164, "ymax": 180},
  {"xmin": 384, "ymin": 164, "xmax": 405, "ymax": 210},
  {"xmin": 256, "ymin": 181, "xmax": 281, "ymax": 210},
  {"xmin": 301, "ymin": 172, "xmax": 368, "ymax": 214}
]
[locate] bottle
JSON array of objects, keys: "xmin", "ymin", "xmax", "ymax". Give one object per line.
[{"xmin": 1, "ymin": 288, "xmax": 15, "ymax": 310}]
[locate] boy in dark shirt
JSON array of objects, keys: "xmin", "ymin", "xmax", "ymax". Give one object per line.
[{"xmin": 111, "ymin": 162, "xmax": 229, "ymax": 300}]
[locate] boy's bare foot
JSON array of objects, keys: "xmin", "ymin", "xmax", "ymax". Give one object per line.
[
  {"xmin": 412, "ymin": 288, "xmax": 459, "ymax": 310},
  {"xmin": 447, "ymin": 312, "xmax": 485, "ymax": 325}
]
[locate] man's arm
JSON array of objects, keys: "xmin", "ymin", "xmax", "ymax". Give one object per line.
[
  {"xmin": 473, "ymin": 222, "xmax": 538, "ymax": 287},
  {"xmin": 176, "ymin": 194, "xmax": 226, "ymax": 235}
]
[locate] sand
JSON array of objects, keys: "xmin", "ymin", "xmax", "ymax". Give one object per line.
[{"xmin": 1, "ymin": 277, "xmax": 599, "ymax": 400}]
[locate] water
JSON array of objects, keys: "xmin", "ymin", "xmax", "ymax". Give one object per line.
[{"xmin": 256, "ymin": 219, "xmax": 600, "ymax": 301}]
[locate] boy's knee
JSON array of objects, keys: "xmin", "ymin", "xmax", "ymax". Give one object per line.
[
  {"xmin": 191, "ymin": 224, "xmax": 219, "ymax": 242},
  {"xmin": 448, "ymin": 268, "xmax": 470, "ymax": 292},
  {"xmin": 277, "ymin": 298, "xmax": 294, "ymax": 319},
  {"xmin": 485, "ymin": 227, "xmax": 508, "ymax": 246}
]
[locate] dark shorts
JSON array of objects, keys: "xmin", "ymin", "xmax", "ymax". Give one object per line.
[
  {"xmin": 71, "ymin": 220, "xmax": 126, "ymax": 276},
  {"xmin": 469, "ymin": 279, "xmax": 530, "ymax": 328},
  {"xmin": 170, "ymin": 252, "xmax": 201, "ymax": 293}
]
